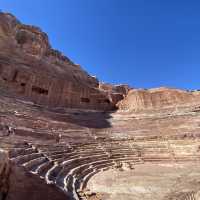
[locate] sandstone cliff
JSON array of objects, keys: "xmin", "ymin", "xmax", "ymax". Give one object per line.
[
  {"xmin": 0, "ymin": 12, "xmax": 123, "ymax": 110},
  {"xmin": 1, "ymin": 12, "xmax": 200, "ymax": 114},
  {"xmin": 117, "ymin": 87, "xmax": 200, "ymax": 111},
  {"xmin": 99, "ymin": 83, "xmax": 131, "ymax": 105}
]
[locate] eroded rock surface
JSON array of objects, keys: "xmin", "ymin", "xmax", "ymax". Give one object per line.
[
  {"xmin": 99, "ymin": 83, "xmax": 131, "ymax": 105},
  {"xmin": 0, "ymin": 12, "xmax": 120, "ymax": 111},
  {"xmin": 6, "ymin": 165, "xmax": 67, "ymax": 200},
  {"xmin": 0, "ymin": 149, "xmax": 10, "ymax": 200},
  {"xmin": 118, "ymin": 87, "xmax": 200, "ymax": 111}
]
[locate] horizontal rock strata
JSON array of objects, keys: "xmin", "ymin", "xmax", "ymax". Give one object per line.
[{"xmin": 118, "ymin": 87, "xmax": 200, "ymax": 111}]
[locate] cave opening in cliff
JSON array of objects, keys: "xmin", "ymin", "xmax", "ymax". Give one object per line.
[
  {"xmin": 32, "ymin": 86, "xmax": 48, "ymax": 95},
  {"xmin": 81, "ymin": 97, "xmax": 90, "ymax": 103}
]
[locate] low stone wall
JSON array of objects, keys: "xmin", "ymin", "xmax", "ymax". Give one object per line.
[{"xmin": 0, "ymin": 149, "xmax": 10, "ymax": 200}]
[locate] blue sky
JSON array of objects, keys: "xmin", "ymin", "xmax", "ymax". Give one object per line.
[{"xmin": 1, "ymin": 0, "xmax": 200, "ymax": 90}]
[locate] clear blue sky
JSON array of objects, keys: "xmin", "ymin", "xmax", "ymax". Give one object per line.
[{"xmin": 1, "ymin": 1, "xmax": 200, "ymax": 90}]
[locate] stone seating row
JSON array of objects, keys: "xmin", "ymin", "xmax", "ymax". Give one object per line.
[{"xmin": 3, "ymin": 137, "xmax": 200, "ymax": 200}]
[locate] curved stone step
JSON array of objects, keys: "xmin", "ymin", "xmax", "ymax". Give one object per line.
[
  {"xmin": 23, "ymin": 157, "xmax": 49, "ymax": 171},
  {"xmin": 37, "ymin": 160, "xmax": 54, "ymax": 178},
  {"xmin": 47, "ymin": 165, "xmax": 63, "ymax": 183},
  {"xmin": 9, "ymin": 147, "xmax": 37, "ymax": 158},
  {"xmin": 13, "ymin": 152, "xmax": 44, "ymax": 165}
]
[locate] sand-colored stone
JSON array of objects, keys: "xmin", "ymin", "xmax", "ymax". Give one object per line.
[
  {"xmin": 118, "ymin": 87, "xmax": 200, "ymax": 111},
  {"xmin": 88, "ymin": 163, "xmax": 200, "ymax": 200}
]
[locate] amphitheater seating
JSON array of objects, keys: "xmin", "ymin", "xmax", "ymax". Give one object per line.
[{"xmin": 1, "ymin": 134, "xmax": 200, "ymax": 200}]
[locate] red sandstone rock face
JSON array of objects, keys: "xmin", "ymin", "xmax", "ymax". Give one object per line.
[
  {"xmin": 99, "ymin": 83, "xmax": 130, "ymax": 95},
  {"xmin": 0, "ymin": 12, "xmax": 116, "ymax": 110},
  {"xmin": 99, "ymin": 83, "xmax": 131, "ymax": 105},
  {"xmin": 0, "ymin": 150, "xmax": 10, "ymax": 199},
  {"xmin": 2, "ymin": 12, "xmax": 200, "ymax": 114},
  {"xmin": 117, "ymin": 87, "xmax": 200, "ymax": 111}
]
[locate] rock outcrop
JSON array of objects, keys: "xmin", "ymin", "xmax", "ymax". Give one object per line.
[
  {"xmin": 0, "ymin": 12, "xmax": 119, "ymax": 110},
  {"xmin": 99, "ymin": 83, "xmax": 131, "ymax": 105},
  {"xmin": 117, "ymin": 87, "xmax": 200, "ymax": 111},
  {"xmin": 0, "ymin": 149, "xmax": 10, "ymax": 200}
]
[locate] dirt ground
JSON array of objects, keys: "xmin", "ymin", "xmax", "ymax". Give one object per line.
[{"xmin": 87, "ymin": 163, "xmax": 200, "ymax": 200}]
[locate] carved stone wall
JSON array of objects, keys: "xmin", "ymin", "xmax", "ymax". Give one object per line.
[{"xmin": 0, "ymin": 12, "xmax": 117, "ymax": 111}]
